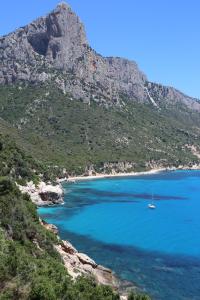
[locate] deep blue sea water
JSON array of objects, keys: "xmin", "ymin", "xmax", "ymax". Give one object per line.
[{"xmin": 39, "ymin": 170, "xmax": 200, "ymax": 299}]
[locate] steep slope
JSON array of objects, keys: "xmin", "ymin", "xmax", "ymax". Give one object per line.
[
  {"xmin": 0, "ymin": 3, "xmax": 146, "ymax": 106},
  {"xmin": 0, "ymin": 2, "xmax": 200, "ymax": 173},
  {"xmin": 0, "ymin": 2, "xmax": 199, "ymax": 110},
  {"xmin": 0, "ymin": 84, "xmax": 200, "ymax": 175},
  {"xmin": 0, "ymin": 133, "xmax": 151, "ymax": 299},
  {"xmin": 0, "ymin": 134, "xmax": 121, "ymax": 299}
]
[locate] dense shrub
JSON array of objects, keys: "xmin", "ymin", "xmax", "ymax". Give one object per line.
[{"xmin": 128, "ymin": 292, "xmax": 151, "ymax": 300}]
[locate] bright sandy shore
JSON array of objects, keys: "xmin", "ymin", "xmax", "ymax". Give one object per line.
[
  {"xmin": 67, "ymin": 167, "xmax": 171, "ymax": 182},
  {"xmin": 59, "ymin": 165, "xmax": 200, "ymax": 182}
]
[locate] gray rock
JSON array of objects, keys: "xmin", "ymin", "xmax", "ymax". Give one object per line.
[{"xmin": 0, "ymin": 2, "xmax": 200, "ymax": 110}]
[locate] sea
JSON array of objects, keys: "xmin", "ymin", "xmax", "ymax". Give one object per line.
[{"xmin": 38, "ymin": 170, "xmax": 200, "ymax": 300}]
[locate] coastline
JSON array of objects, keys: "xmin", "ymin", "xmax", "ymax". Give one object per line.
[
  {"xmin": 39, "ymin": 164, "xmax": 200, "ymax": 299},
  {"xmin": 64, "ymin": 164, "xmax": 200, "ymax": 182},
  {"xmin": 41, "ymin": 221, "xmax": 132, "ymax": 299},
  {"xmin": 67, "ymin": 168, "xmax": 167, "ymax": 181}
]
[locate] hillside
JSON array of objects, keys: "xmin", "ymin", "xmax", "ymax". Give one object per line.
[
  {"xmin": 0, "ymin": 3, "xmax": 200, "ymax": 174},
  {"xmin": 0, "ymin": 133, "xmax": 153, "ymax": 299},
  {"xmin": 0, "ymin": 2, "xmax": 199, "ymax": 299},
  {"xmin": 0, "ymin": 83, "xmax": 200, "ymax": 175},
  {"xmin": 0, "ymin": 150, "xmax": 119, "ymax": 299}
]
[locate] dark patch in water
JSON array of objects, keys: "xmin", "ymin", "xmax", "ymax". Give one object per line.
[
  {"xmin": 70, "ymin": 188, "xmax": 188, "ymax": 201},
  {"xmin": 48, "ymin": 228, "xmax": 200, "ymax": 300}
]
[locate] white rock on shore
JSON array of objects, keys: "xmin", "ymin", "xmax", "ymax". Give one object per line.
[
  {"xmin": 17, "ymin": 181, "xmax": 64, "ymax": 206},
  {"xmin": 55, "ymin": 240, "xmax": 120, "ymax": 289}
]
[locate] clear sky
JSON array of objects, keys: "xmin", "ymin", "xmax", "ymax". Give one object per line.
[{"xmin": 1, "ymin": 0, "xmax": 200, "ymax": 99}]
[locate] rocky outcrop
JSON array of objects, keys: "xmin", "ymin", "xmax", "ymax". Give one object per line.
[
  {"xmin": 41, "ymin": 220, "xmax": 59, "ymax": 234},
  {"xmin": 17, "ymin": 181, "xmax": 64, "ymax": 206},
  {"xmin": 0, "ymin": 3, "xmax": 145, "ymax": 106},
  {"xmin": 1, "ymin": 2, "xmax": 199, "ymax": 110},
  {"xmin": 41, "ymin": 220, "xmax": 131, "ymax": 296},
  {"xmin": 102, "ymin": 162, "xmax": 137, "ymax": 174},
  {"xmin": 55, "ymin": 240, "xmax": 120, "ymax": 288},
  {"xmin": 146, "ymin": 82, "xmax": 200, "ymax": 111},
  {"xmin": 84, "ymin": 162, "xmax": 138, "ymax": 176}
]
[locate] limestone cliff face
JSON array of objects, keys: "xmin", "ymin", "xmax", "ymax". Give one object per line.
[{"xmin": 0, "ymin": 2, "xmax": 199, "ymax": 109}]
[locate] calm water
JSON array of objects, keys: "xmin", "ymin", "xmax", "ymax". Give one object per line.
[{"xmin": 39, "ymin": 170, "xmax": 200, "ymax": 299}]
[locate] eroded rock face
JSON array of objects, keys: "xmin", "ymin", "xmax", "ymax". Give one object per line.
[
  {"xmin": 0, "ymin": 2, "xmax": 145, "ymax": 105},
  {"xmin": 41, "ymin": 219, "xmax": 132, "ymax": 298},
  {"xmin": 55, "ymin": 241, "xmax": 120, "ymax": 288},
  {"xmin": 17, "ymin": 181, "xmax": 64, "ymax": 206},
  {"xmin": 0, "ymin": 2, "xmax": 199, "ymax": 110}
]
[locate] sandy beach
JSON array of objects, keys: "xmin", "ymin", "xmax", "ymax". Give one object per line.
[
  {"xmin": 67, "ymin": 167, "xmax": 169, "ymax": 182},
  {"xmin": 62, "ymin": 165, "xmax": 200, "ymax": 183}
]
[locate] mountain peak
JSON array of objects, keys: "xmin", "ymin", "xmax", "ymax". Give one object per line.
[
  {"xmin": 54, "ymin": 2, "xmax": 72, "ymax": 13},
  {"xmin": 0, "ymin": 3, "xmax": 199, "ymax": 111},
  {"xmin": 57, "ymin": 1, "xmax": 70, "ymax": 9}
]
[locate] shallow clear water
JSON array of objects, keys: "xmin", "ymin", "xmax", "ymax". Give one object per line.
[{"xmin": 39, "ymin": 170, "xmax": 200, "ymax": 299}]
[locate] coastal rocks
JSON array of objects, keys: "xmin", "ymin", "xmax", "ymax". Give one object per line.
[
  {"xmin": 41, "ymin": 220, "xmax": 120, "ymax": 289},
  {"xmin": 17, "ymin": 181, "xmax": 64, "ymax": 206},
  {"xmin": 41, "ymin": 220, "xmax": 59, "ymax": 234},
  {"xmin": 62, "ymin": 240, "xmax": 78, "ymax": 254},
  {"xmin": 55, "ymin": 241, "xmax": 120, "ymax": 288},
  {"xmin": 77, "ymin": 253, "xmax": 97, "ymax": 267}
]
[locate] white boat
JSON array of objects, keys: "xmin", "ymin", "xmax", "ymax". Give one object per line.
[
  {"xmin": 148, "ymin": 203, "xmax": 156, "ymax": 209},
  {"xmin": 148, "ymin": 193, "xmax": 156, "ymax": 209}
]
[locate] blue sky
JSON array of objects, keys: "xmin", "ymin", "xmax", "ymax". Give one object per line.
[{"xmin": 1, "ymin": 0, "xmax": 200, "ymax": 98}]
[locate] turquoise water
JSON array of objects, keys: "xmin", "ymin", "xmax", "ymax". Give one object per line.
[{"xmin": 39, "ymin": 170, "xmax": 200, "ymax": 299}]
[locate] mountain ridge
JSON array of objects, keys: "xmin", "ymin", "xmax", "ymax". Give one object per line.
[
  {"xmin": 0, "ymin": 2, "xmax": 199, "ymax": 110},
  {"xmin": 0, "ymin": 2, "xmax": 200, "ymax": 174}
]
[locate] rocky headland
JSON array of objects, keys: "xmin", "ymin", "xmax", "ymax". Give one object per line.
[
  {"xmin": 17, "ymin": 181, "xmax": 64, "ymax": 206},
  {"xmin": 17, "ymin": 178, "xmax": 131, "ymax": 297},
  {"xmin": 41, "ymin": 221, "xmax": 132, "ymax": 299}
]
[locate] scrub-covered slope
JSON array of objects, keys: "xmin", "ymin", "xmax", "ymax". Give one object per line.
[
  {"xmin": 0, "ymin": 2, "xmax": 200, "ymax": 174},
  {"xmin": 0, "ymin": 133, "xmax": 123, "ymax": 299},
  {"xmin": 0, "ymin": 84, "xmax": 200, "ymax": 175}
]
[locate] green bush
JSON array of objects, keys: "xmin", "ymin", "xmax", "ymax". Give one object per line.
[
  {"xmin": 30, "ymin": 277, "xmax": 57, "ymax": 300},
  {"xmin": 128, "ymin": 292, "xmax": 151, "ymax": 300},
  {"xmin": 0, "ymin": 182, "xmax": 121, "ymax": 299}
]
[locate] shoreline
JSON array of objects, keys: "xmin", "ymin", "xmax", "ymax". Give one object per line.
[
  {"xmin": 67, "ymin": 168, "xmax": 167, "ymax": 181},
  {"xmin": 41, "ymin": 164, "xmax": 200, "ymax": 298},
  {"xmin": 63, "ymin": 165, "xmax": 200, "ymax": 182},
  {"xmin": 41, "ymin": 222, "xmax": 132, "ymax": 299}
]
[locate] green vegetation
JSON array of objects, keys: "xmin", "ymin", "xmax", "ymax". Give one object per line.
[
  {"xmin": 0, "ymin": 81, "xmax": 199, "ymax": 299},
  {"xmin": 0, "ymin": 180, "xmax": 121, "ymax": 299},
  {"xmin": 0, "ymin": 83, "xmax": 199, "ymax": 175},
  {"xmin": 128, "ymin": 292, "xmax": 151, "ymax": 300},
  {"xmin": 0, "ymin": 134, "xmax": 150, "ymax": 299},
  {"xmin": 0, "ymin": 131, "xmax": 64, "ymax": 183}
]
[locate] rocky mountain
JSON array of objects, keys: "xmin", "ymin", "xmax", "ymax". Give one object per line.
[
  {"xmin": 0, "ymin": 2, "xmax": 200, "ymax": 110},
  {"xmin": 0, "ymin": 2, "xmax": 200, "ymax": 174}
]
